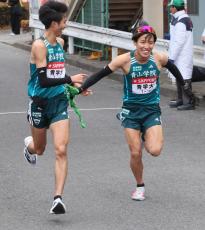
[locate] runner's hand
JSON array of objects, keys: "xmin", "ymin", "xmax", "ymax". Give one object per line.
[
  {"xmin": 81, "ymin": 89, "xmax": 92, "ymax": 96},
  {"xmin": 73, "ymin": 83, "xmax": 93, "ymax": 96},
  {"xmin": 71, "ymin": 74, "xmax": 87, "ymax": 84}
]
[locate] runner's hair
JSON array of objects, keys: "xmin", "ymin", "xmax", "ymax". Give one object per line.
[{"xmin": 39, "ymin": 1, "xmax": 68, "ymax": 29}]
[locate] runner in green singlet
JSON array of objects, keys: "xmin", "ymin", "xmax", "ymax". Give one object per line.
[
  {"xmin": 23, "ymin": 1, "xmax": 87, "ymax": 214},
  {"xmin": 74, "ymin": 25, "xmax": 194, "ymax": 201}
]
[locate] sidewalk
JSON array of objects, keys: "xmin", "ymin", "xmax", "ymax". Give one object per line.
[
  {"xmin": 1, "ymin": 29, "xmax": 205, "ymax": 105},
  {"xmin": 0, "ymin": 29, "xmax": 32, "ymax": 51}
]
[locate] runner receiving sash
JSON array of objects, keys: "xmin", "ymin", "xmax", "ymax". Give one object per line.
[{"xmin": 74, "ymin": 25, "xmax": 194, "ymax": 201}]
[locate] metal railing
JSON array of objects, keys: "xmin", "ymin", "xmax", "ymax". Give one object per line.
[{"xmin": 29, "ymin": 16, "xmax": 205, "ymax": 67}]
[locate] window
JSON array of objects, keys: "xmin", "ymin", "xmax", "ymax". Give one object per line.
[{"xmin": 187, "ymin": 0, "xmax": 199, "ymax": 15}]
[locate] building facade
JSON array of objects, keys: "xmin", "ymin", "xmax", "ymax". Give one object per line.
[
  {"xmin": 143, "ymin": 0, "xmax": 205, "ymax": 46},
  {"xmin": 189, "ymin": 0, "xmax": 205, "ymax": 46}
]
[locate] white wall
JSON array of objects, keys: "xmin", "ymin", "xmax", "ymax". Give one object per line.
[
  {"xmin": 190, "ymin": 0, "xmax": 205, "ymax": 46},
  {"xmin": 143, "ymin": 0, "xmax": 164, "ymax": 39}
]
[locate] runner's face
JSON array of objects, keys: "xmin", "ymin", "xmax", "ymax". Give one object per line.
[
  {"xmin": 54, "ymin": 16, "xmax": 67, "ymax": 36},
  {"xmin": 135, "ymin": 34, "xmax": 155, "ymax": 59}
]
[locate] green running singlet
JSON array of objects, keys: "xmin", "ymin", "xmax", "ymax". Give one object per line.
[
  {"xmin": 123, "ymin": 50, "xmax": 161, "ymax": 105},
  {"xmin": 28, "ymin": 37, "xmax": 66, "ymax": 98}
]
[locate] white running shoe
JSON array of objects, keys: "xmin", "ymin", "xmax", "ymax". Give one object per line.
[
  {"xmin": 131, "ymin": 186, "xmax": 145, "ymax": 201},
  {"xmin": 49, "ymin": 198, "xmax": 66, "ymax": 214},
  {"xmin": 24, "ymin": 136, "xmax": 37, "ymax": 165}
]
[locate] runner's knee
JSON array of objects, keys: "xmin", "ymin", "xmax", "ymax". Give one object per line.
[
  {"xmin": 147, "ymin": 145, "xmax": 162, "ymax": 157},
  {"xmin": 55, "ymin": 144, "xmax": 67, "ymax": 158},
  {"xmin": 129, "ymin": 145, "xmax": 142, "ymax": 161}
]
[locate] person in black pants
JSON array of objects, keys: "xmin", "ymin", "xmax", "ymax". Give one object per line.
[{"xmin": 8, "ymin": 0, "xmax": 22, "ymax": 35}]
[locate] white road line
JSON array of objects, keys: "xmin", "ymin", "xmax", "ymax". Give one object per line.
[
  {"xmin": 0, "ymin": 111, "xmax": 26, "ymax": 115},
  {"xmin": 0, "ymin": 107, "xmax": 121, "ymax": 116},
  {"xmin": 0, "ymin": 106, "xmax": 170, "ymax": 116},
  {"xmin": 77, "ymin": 107, "xmax": 120, "ymax": 111}
]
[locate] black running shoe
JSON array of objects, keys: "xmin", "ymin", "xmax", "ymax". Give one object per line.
[{"xmin": 49, "ymin": 198, "xmax": 66, "ymax": 214}]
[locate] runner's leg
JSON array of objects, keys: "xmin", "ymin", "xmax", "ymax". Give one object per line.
[
  {"xmin": 144, "ymin": 125, "xmax": 163, "ymax": 157},
  {"xmin": 50, "ymin": 119, "xmax": 69, "ymax": 196},
  {"xmin": 124, "ymin": 128, "xmax": 143, "ymax": 184},
  {"xmin": 29, "ymin": 125, "xmax": 47, "ymax": 155}
]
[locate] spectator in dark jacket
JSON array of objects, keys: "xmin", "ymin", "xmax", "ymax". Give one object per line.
[{"xmin": 8, "ymin": 0, "xmax": 22, "ymax": 35}]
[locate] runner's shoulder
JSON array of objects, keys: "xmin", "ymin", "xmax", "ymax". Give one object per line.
[
  {"xmin": 32, "ymin": 39, "xmax": 46, "ymax": 50},
  {"xmin": 153, "ymin": 51, "xmax": 167, "ymax": 63}
]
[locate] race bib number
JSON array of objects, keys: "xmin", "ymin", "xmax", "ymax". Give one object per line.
[
  {"xmin": 132, "ymin": 76, "xmax": 157, "ymax": 94},
  {"xmin": 47, "ymin": 62, "xmax": 65, "ymax": 79}
]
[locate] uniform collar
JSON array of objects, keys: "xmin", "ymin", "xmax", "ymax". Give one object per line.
[{"xmin": 173, "ymin": 10, "xmax": 186, "ymax": 18}]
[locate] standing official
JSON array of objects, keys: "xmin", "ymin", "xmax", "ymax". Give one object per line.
[{"xmin": 168, "ymin": 0, "xmax": 195, "ymax": 110}]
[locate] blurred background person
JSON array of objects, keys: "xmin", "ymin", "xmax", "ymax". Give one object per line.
[
  {"xmin": 192, "ymin": 28, "xmax": 205, "ymax": 82},
  {"xmin": 202, "ymin": 28, "xmax": 205, "ymax": 44},
  {"xmin": 8, "ymin": 0, "xmax": 22, "ymax": 35},
  {"xmin": 168, "ymin": 0, "xmax": 195, "ymax": 110},
  {"xmin": 202, "ymin": 28, "xmax": 205, "ymax": 60}
]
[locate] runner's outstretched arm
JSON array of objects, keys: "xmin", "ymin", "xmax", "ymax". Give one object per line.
[
  {"xmin": 164, "ymin": 59, "xmax": 194, "ymax": 98},
  {"xmin": 164, "ymin": 59, "xmax": 185, "ymax": 85},
  {"xmin": 77, "ymin": 65, "xmax": 113, "ymax": 93}
]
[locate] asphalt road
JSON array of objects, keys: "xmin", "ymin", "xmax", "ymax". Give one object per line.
[{"xmin": 1, "ymin": 42, "xmax": 205, "ymax": 230}]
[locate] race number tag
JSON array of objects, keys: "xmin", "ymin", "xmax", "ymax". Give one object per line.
[
  {"xmin": 47, "ymin": 62, "xmax": 65, "ymax": 79},
  {"xmin": 132, "ymin": 76, "xmax": 157, "ymax": 94}
]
